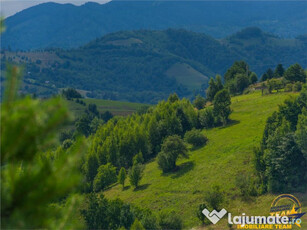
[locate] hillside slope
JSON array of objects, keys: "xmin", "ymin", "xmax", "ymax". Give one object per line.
[
  {"xmin": 103, "ymin": 91, "xmax": 307, "ymax": 229},
  {"xmin": 2, "ymin": 1, "xmax": 307, "ymax": 50},
  {"xmin": 66, "ymin": 98, "xmax": 148, "ymax": 117},
  {"xmin": 3, "ymin": 28, "xmax": 307, "ymax": 103}
]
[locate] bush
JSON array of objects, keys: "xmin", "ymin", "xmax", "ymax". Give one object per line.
[
  {"xmin": 93, "ymin": 163, "xmax": 117, "ymax": 191},
  {"xmin": 157, "ymin": 135, "xmax": 188, "ymax": 172},
  {"xmin": 130, "ymin": 219, "xmax": 145, "ymax": 230},
  {"xmin": 193, "ymin": 95, "xmax": 206, "ymax": 110},
  {"xmin": 284, "ymin": 83, "xmax": 293, "ymax": 92},
  {"xmin": 293, "ymin": 82, "xmax": 302, "ymax": 92},
  {"xmin": 62, "ymin": 139, "xmax": 73, "ymax": 149},
  {"xmin": 199, "ymin": 107, "xmax": 215, "ymax": 128},
  {"xmin": 235, "ymin": 172, "xmax": 258, "ymax": 199},
  {"xmin": 184, "ymin": 128, "xmax": 208, "ymax": 147},
  {"xmin": 159, "ymin": 211, "xmax": 183, "ymax": 230},
  {"xmin": 204, "ymin": 185, "xmax": 224, "ymax": 210}
]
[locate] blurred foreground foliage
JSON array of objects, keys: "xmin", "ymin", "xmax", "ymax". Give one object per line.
[{"xmin": 1, "ymin": 64, "xmax": 86, "ymax": 229}]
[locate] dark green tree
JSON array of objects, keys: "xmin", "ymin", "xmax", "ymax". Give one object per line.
[
  {"xmin": 260, "ymin": 73, "xmax": 268, "ymax": 82},
  {"xmin": 75, "ymin": 114, "xmax": 92, "ymax": 137},
  {"xmin": 249, "ymin": 72, "xmax": 258, "ymax": 84},
  {"xmin": 118, "ymin": 167, "xmax": 127, "ymax": 189},
  {"xmin": 235, "ymin": 73, "xmax": 250, "ymax": 93},
  {"xmin": 88, "ymin": 103, "xmax": 99, "ymax": 117},
  {"xmin": 168, "ymin": 93, "xmax": 179, "ymax": 103},
  {"xmin": 284, "ymin": 63, "xmax": 306, "ymax": 83},
  {"xmin": 129, "ymin": 163, "xmax": 144, "ymax": 188},
  {"xmin": 93, "ymin": 163, "xmax": 117, "ymax": 191},
  {"xmin": 265, "ymin": 133, "xmax": 306, "ymax": 193},
  {"xmin": 193, "ymin": 95, "xmax": 206, "ymax": 110},
  {"xmin": 266, "ymin": 68, "xmax": 274, "ymax": 79},
  {"xmin": 157, "ymin": 135, "xmax": 188, "ymax": 172},
  {"xmin": 295, "ymin": 108, "xmax": 307, "ymax": 156},
  {"xmin": 206, "ymin": 75, "xmax": 224, "ymax": 101},
  {"xmin": 81, "ymin": 193, "xmax": 109, "ymax": 230},
  {"xmin": 158, "ymin": 211, "xmax": 183, "ymax": 230},
  {"xmin": 101, "ymin": 111, "xmax": 113, "ymax": 122},
  {"xmin": 199, "ymin": 107, "xmax": 215, "ymax": 129},
  {"xmin": 213, "ymin": 89, "xmax": 232, "ymax": 126},
  {"xmin": 274, "ymin": 64, "xmax": 284, "ymax": 78},
  {"xmin": 224, "ymin": 61, "xmax": 250, "ymax": 83},
  {"xmin": 62, "ymin": 88, "xmax": 82, "ymax": 100}
]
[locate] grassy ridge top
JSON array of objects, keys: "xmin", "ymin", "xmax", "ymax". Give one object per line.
[{"xmin": 103, "ymin": 91, "xmax": 307, "ymax": 229}]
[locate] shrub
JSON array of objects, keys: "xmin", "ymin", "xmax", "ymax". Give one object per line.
[
  {"xmin": 193, "ymin": 95, "xmax": 206, "ymax": 110},
  {"xmin": 284, "ymin": 83, "xmax": 293, "ymax": 92},
  {"xmin": 204, "ymin": 185, "xmax": 224, "ymax": 210},
  {"xmin": 62, "ymin": 139, "xmax": 73, "ymax": 149},
  {"xmin": 159, "ymin": 211, "xmax": 183, "ymax": 230},
  {"xmin": 293, "ymin": 82, "xmax": 302, "ymax": 92},
  {"xmin": 199, "ymin": 107, "xmax": 215, "ymax": 128},
  {"xmin": 235, "ymin": 172, "xmax": 258, "ymax": 199},
  {"xmin": 93, "ymin": 163, "xmax": 117, "ymax": 191},
  {"xmin": 130, "ymin": 219, "xmax": 145, "ymax": 230},
  {"xmin": 184, "ymin": 128, "xmax": 208, "ymax": 147}
]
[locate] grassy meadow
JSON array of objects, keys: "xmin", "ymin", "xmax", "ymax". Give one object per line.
[
  {"xmin": 66, "ymin": 98, "xmax": 149, "ymax": 117},
  {"xmin": 103, "ymin": 91, "xmax": 307, "ymax": 229}
]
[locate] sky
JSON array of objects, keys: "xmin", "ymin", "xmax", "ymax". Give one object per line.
[{"xmin": 0, "ymin": 0, "xmax": 110, "ymax": 17}]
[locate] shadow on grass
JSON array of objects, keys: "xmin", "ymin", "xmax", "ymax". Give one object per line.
[
  {"xmin": 160, "ymin": 161, "xmax": 195, "ymax": 179},
  {"xmin": 134, "ymin": 183, "xmax": 150, "ymax": 191},
  {"xmin": 123, "ymin": 185, "xmax": 131, "ymax": 191},
  {"xmin": 218, "ymin": 119, "xmax": 240, "ymax": 129},
  {"xmin": 190, "ymin": 144, "xmax": 206, "ymax": 151}
]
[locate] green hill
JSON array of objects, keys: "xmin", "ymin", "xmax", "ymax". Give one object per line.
[
  {"xmin": 2, "ymin": 28, "xmax": 306, "ymax": 103},
  {"xmin": 102, "ymin": 91, "xmax": 307, "ymax": 229}
]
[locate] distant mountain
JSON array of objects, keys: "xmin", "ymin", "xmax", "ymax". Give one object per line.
[
  {"xmin": 2, "ymin": 1, "xmax": 307, "ymax": 50},
  {"xmin": 2, "ymin": 28, "xmax": 306, "ymax": 103}
]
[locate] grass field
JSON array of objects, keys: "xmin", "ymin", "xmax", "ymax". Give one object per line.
[
  {"xmin": 103, "ymin": 91, "xmax": 307, "ymax": 229},
  {"xmin": 66, "ymin": 98, "xmax": 148, "ymax": 117},
  {"xmin": 166, "ymin": 63, "xmax": 209, "ymax": 91}
]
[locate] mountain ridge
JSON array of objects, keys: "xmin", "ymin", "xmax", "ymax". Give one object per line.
[{"xmin": 2, "ymin": 1, "xmax": 307, "ymax": 50}]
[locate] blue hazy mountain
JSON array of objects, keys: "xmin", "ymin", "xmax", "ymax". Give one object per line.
[
  {"xmin": 3, "ymin": 28, "xmax": 306, "ymax": 103},
  {"xmin": 2, "ymin": 1, "xmax": 307, "ymax": 50}
]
